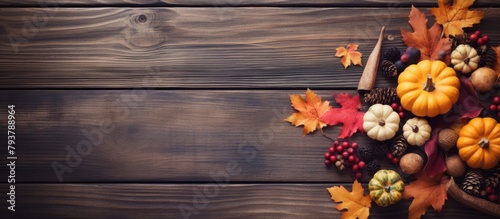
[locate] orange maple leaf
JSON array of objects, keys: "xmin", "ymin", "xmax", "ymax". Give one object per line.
[
  {"xmin": 403, "ymin": 172, "xmax": 450, "ymax": 219},
  {"xmin": 327, "ymin": 180, "xmax": 371, "ymax": 219},
  {"xmin": 336, "ymin": 44, "xmax": 362, "ymax": 68},
  {"xmin": 286, "ymin": 89, "xmax": 332, "ymax": 135},
  {"xmin": 401, "ymin": 6, "xmax": 452, "ymax": 63},
  {"xmin": 430, "ymin": 0, "xmax": 485, "ymax": 37}
]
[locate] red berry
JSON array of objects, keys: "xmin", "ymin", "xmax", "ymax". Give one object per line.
[
  {"xmin": 355, "ymin": 172, "xmax": 362, "ymax": 179},
  {"xmin": 324, "ymin": 152, "xmax": 331, "ymax": 159},
  {"xmin": 478, "ymin": 38, "xmax": 485, "ymax": 46},
  {"xmin": 398, "ymin": 111, "xmax": 405, "ymax": 118},
  {"xmin": 386, "ymin": 152, "xmax": 394, "ymax": 160},
  {"xmin": 488, "ymin": 194, "xmax": 499, "ymax": 202},
  {"xmin": 493, "ymin": 96, "xmax": 500, "ymax": 104},
  {"xmin": 348, "ymin": 155, "xmax": 355, "ymax": 162},
  {"xmin": 333, "ymin": 140, "xmax": 340, "ymax": 146},
  {"xmin": 397, "ymin": 106, "xmax": 403, "ymax": 112},
  {"xmin": 496, "ymin": 105, "xmax": 500, "ymax": 112},
  {"xmin": 345, "ymin": 160, "xmax": 352, "ymax": 167},
  {"xmin": 358, "ymin": 161, "xmax": 366, "ymax": 169},
  {"xmin": 392, "ymin": 157, "xmax": 400, "ymax": 164},
  {"xmin": 329, "ymin": 147, "xmax": 335, "ymax": 153},
  {"xmin": 347, "ymin": 148, "xmax": 354, "ymax": 155},
  {"xmin": 401, "ymin": 53, "xmax": 410, "ymax": 63},
  {"xmin": 352, "ymin": 164, "xmax": 359, "ymax": 172},
  {"xmin": 391, "ymin": 103, "xmax": 399, "ymax": 110},
  {"xmin": 490, "ymin": 104, "xmax": 498, "ymax": 112},
  {"xmin": 342, "ymin": 141, "xmax": 349, "ymax": 148},
  {"xmin": 342, "ymin": 151, "xmax": 349, "ymax": 158},
  {"xmin": 330, "ymin": 155, "xmax": 337, "ymax": 162},
  {"xmin": 486, "ymin": 186, "xmax": 495, "ymax": 195},
  {"xmin": 482, "ymin": 35, "xmax": 490, "ymax": 44},
  {"xmin": 325, "ymin": 160, "xmax": 331, "ymax": 166},
  {"xmin": 336, "ymin": 145, "xmax": 344, "ymax": 152},
  {"xmin": 351, "ymin": 142, "xmax": 358, "ymax": 150},
  {"xmin": 474, "ymin": 30, "xmax": 481, "ymax": 37},
  {"xmin": 355, "ymin": 157, "xmax": 360, "ymax": 164},
  {"xmin": 497, "ymin": 111, "xmax": 500, "ymax": 118},
  {"xmin": 469, "ymin": 34, "xmax": 478, "ymax": 42}
]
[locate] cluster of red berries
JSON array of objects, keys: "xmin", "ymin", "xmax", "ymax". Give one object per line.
[
  {"xmin": 483, "ymin": 186, "xmax": 499, "ymax": 202},
  {"xmin": 469, "ymin": 30, "xmax": 489, "ymax": 46},
  {"xmin": 385, "ymin": 152, "xmax": 400, "ymax": 165},
  {"xmin": 390, "ymin": 102, "xmax": 406, "ymax": 118},
  {"xmin": 488, "ymin": 96, "xmax": 500, "ymax": 117},
  {"xmin": 324, "ymin": 140, "xmax": 366, "ymax": 179}
]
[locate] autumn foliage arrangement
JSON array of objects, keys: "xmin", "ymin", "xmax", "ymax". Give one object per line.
[{"xmin": 286, "ymin": 0, "xmax": 500, "ymax": 219}]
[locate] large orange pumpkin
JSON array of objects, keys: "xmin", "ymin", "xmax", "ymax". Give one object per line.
[{"xmin": 396, "ymin": 60, "xmax": 460, "ymax": 117}]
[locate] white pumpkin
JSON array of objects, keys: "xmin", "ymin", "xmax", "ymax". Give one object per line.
[
  {"xmin": 363, "ymin": 104, "xmax": 400, "ymax": 141},
  {"xmin": 451, "ymin": 44, "xmax": 479, "ymax": 74},
  {"xmin": 403, "ymin": 117, "xmax": 432, "ymax": 146}
]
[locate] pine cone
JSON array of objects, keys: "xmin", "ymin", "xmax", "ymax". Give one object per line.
[
  {"xmin": 384, "ymin": 46, "xmax": 401, "ymax": 62},
  {"xmin": 484, "ymin": 165, "xmax": 500, "ymax": 190},
  {"xmin": 391, "ymin": 135, "xmax": 408, "ymax": 157},
  {"xmin": 462, "ymin": 169, "xmax": 484, "ymax": 196},
  {"xmin": 382, "ymin": 60, "xmax": 398, "ymax": 78},
  {"xmin": 373, "ymin": 141, "xmax": 388, "ymax": 158},
  {"xmin": 477, "ymin": 45, "xmax": 497, "ymax": 68},
  {"xmin": 366, "ymin": 160, "xmax": 381, "ymax": 176},
  {"xmin": 357, "ymin": 146, "xmax": 374, "ymax": 162},
  {"xmin": 364, "ymin": 87, "xmax": 399, "ymax": 105}
]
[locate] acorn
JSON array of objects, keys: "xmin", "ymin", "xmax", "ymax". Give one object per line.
[
  {"xmin": 438, "ymin": 128, "xmax": 458, "ymax": 151},
  {"xmin": 445, "ymin": 154, "xmax": 467, "ymax": 177},
  {"xmin": 470, "ymin": 67, "xmax": 497, "ymax": 93}
]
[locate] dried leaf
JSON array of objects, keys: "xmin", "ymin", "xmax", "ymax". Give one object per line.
[
  {"xmin": 336, "ymin": 44, "xmax": 363, "ymax": 68},
  {"xmin": 403, "ymin": 172, "xmax": 449, "ymax": 219},
  {"xmin": 286, "ymin": 89, "xmax": 332, "ymax": 135},
  {"xmin": 327, "ymin": 180, "xmax": 371, "ymax": 219},
  {"xmin": 320, "ymin": 93, "xmax": 364, "ymax": 139},
  {"xmin": 401, "ymin": 6, "xmax": 452, "ymax": 63},
  {"xmin": 430, "ymin": 0, "xmax": 485, "ymax": 37}
]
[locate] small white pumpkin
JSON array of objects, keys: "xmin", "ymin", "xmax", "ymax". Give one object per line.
[
  {"xmin": 451, "ymin": 44, "xmax": 480, "ymax": 74},
  {"xmin": 403, "ymin": 117, "xmax": 432, "ymax": 146},
  {"xmin": 363, "ymin": 104, "xmax": 400, "ymax": 141}
]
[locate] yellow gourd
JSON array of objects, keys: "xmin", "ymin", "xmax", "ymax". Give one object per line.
[
  {"xmin": 369, "ymin": 169, "xmax": 405, "ymax": 207},
  {"xmin": 397, "ymin": 60, "xmax": 460, "ymax": 117}
]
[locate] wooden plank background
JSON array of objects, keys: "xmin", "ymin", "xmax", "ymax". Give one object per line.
[{"xmin": 1, "ymin": 1, "xmax": 499, "ymax": 218}]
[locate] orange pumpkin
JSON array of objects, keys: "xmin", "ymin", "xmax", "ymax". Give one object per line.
[
  {"xmin": 397, "ymin": 60, "xmax": 460, "ymax": 117},
  {"xmin": 457, "ymin": 117, "xmax": 500, "ymax": 169}
]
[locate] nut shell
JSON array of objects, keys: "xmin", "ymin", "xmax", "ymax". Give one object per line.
[
  {"xmin": 470, "ymin": 67, "xmax": 497, "ymax": 93},
  {"xmin": 400, "ymin": 153, "xmax": 424, "ymax": 174},
  {"xmin": 445, "ymin": 154, "xmax": 467, "ymax": 177},
  {"xmin": 438, "ymin": 128, "xmax": 458, "ymax": 151}
]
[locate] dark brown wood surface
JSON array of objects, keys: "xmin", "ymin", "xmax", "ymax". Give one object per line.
[
  {"xmin": 11, "ymin": 184, "xmax": 497, "ymax": 219},
  {"xmin": 1, "ymin": 7, "xmax": 500, "ymax": 89},
  {"xmin": 1, "ymin": 1, "xmax": 499, "ymax": 219}
]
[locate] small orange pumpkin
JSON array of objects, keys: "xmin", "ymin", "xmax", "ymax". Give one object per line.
[
  {"xmin": 457, "ymin": 117, "xmax": 500, "ymax": 169},
  {"xmin": 397, "ymin": 60, "xmax": 460, "ymax": 117}
]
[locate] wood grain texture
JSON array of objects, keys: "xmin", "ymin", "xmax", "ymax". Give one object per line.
[
  {"xmin": 0, "ymin": 0, "xmax": 499, "ymax": 7},
  {"xmin": 4, "ymin": 183, "xmax": 497, "ymax": 219},
  {"xmin": 1, "ymin": 89, "xmax": 387, "ymax": 183},
  {"xmin": 1, "ymin": 7, "xmax": 500, "ymax": 88}
]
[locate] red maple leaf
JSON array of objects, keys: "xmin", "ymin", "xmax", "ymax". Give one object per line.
[{"xmin": 320, "ymin": 93, "xmax": 364, "ymax": 139}]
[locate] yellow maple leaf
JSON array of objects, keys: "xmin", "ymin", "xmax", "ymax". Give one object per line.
[
  {"xmin": 430, "ymin": 0, "xmax": 485, "ymax": 36},
  {"xmin": 327, "ymin": 180, "xmax": 372, "ymax": 219},
  {"xmin": 336, "ymin": 44, "xmax": 362, "ymax": 68},
  {"xmin": 286, "ymin": 89, "xmax": 331, "ymax": 136}
]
